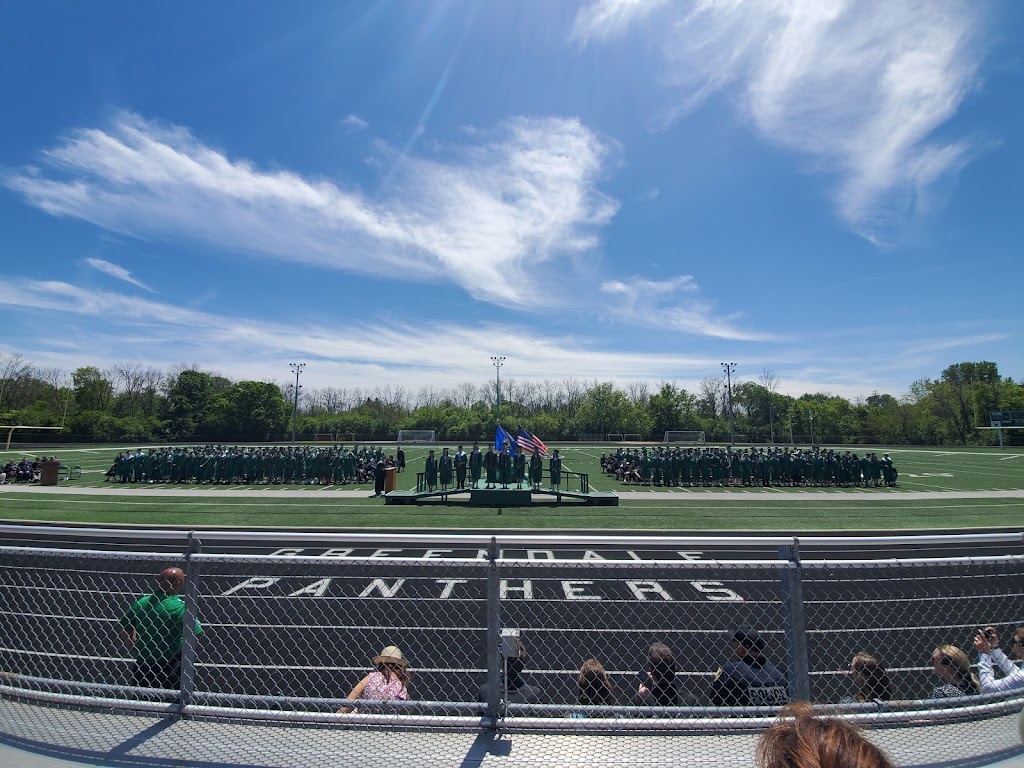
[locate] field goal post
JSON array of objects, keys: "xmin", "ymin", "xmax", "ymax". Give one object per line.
[
  {"xmin": 397, "ymin": 429, "xmax": 436, "ymax": 444},
  {"xmin": 983, "ymin": 411, "xmax": 1024, "ymax": 448},
  {"xmin": 664, "ymin": 430, "xmax": 706, "ymax": 445}
]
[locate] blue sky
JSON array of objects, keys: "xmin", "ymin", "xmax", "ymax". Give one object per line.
[{"xmin": 2, "ymin": 0, "xmax": 1022, "ymax": 401}]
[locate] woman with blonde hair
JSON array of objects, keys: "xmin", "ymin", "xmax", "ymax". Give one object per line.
[
  {"xmin": 929, "ymin": 644, "xmax": 979, "ymax": 698},
  {"xmin": 757, "ymin": 701, "xmax": 895, "ymax": 768}
]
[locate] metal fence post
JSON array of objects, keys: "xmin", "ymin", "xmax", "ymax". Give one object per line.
[
  {"xmin": 779, "ymin": 539, "xmax": 810, "ymax": 702},
  {"xmin": 179, "ymin": 533, "xmax": 203, "ymax": 709},
  {"xmin": 485, "ymin": 536, "xmax": 501, "ymax": 725}
]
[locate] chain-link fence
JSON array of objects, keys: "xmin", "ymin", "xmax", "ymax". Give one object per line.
[{"xmin": 2, "ymin": 531, "xmax": 1024, "ymax": 764}]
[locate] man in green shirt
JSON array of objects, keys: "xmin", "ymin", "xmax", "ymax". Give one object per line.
[{"xmin": 119, "ymin": 567, "xmax": 202, "ymax": 690}]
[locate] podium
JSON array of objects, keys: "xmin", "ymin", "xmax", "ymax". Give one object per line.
[
  {"xmin": 39, "ymin": 460, "xmax": 61, "ymax": 486},
  {"xmin": 384, "ymin": 467, "xmax": 398, "ymax": 494}
]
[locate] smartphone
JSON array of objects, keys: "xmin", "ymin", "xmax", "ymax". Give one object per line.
[{"xmin": 985, "ymin": 629, "xmax": 997, "ymax": 640}]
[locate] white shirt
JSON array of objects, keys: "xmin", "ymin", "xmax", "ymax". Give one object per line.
[{"xmin": 978, "ymin": 648, "xmax": 1024, "ymax": 693}]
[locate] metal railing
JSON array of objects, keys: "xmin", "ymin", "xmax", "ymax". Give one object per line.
[{"xmin": 1, "ymin": 527, "xmax": 1023, "ymax": 762}]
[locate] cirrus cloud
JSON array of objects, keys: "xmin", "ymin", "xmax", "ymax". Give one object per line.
[
  {"xmin": 573, "ymin": 0, "xmax": 988, "ymax": 241},
  {"xmin": 6, "ymin": 112, "xmax": 619, "ymax": 308}
]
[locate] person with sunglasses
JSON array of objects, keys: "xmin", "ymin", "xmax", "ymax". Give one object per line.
[
  {"xmin": 340, "ymin": 645, "xmax": 411, "ymax": 712},
  {"xmin": 973, "ymin": 625, "xmax": 1024, "ymax": 693},
  {"xmin": 929, "ymin": 644, "xmax": 979, "ymax": 698}
]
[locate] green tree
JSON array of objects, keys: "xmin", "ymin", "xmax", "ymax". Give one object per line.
[
  {"xmin": 572, "ymin": 382, "xmax": 653, "ymax": 437},
  {"xmin": 223, "ymin": 381, "xmax": 289, "ymax": 441},
  {"xmin": 645, "ymin": 383, "xmax": 698, "ymax": 437},
  {"xmin": 163, "ymin": 369, "xmax": 220, "ymax": 439},
  {"xmin": 72, "ymin": 367, "xmax": 114, "ymax": 413}
]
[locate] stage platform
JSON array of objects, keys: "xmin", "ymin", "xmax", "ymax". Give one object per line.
[{"xmin": 385, "ymin": 485, "xmax": 619, "ymax": 507}]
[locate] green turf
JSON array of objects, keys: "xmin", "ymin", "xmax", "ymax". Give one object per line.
[{"xmin": 3, "ymin": 442, "xmax": 1023, "ymax": 530}]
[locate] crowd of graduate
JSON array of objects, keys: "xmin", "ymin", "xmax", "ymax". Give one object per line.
[
  {"xmin": 107, "ymin": 445, "xmax": 404, "ymax": 485},
  {"xmin": 601, "ymin": 446, "xmax": 898, "ymax": 488},
  {"xmin": 420, "ymin": 443, "xmax": 563, "ymax": 492}
]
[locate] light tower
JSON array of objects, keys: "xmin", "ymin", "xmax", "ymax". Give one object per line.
[
  {"xmin": 721, "ymin": 362, "xmax": 737, "ymax": 444},
  {"xmin": 289, "ymin": 363, "xmax": 305, "ymax": 443},
  {"xmin": 487, "ymin": 360, "xmax": 503, "ymax": 430}
]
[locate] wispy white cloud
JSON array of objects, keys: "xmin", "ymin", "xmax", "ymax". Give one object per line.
[
  {"xmin": 342, "ymin": 114, "xmax": 368, "ymax": 132},
  {"xmin": 571, "ymin": 0, "xmax": 670, "ymax": 45},
  {"xmin": 1, "ymin": 278, "xmax": 1008, "ymax": 399},
  {"xmin": 573, "ymin": 0, "xmax": 987, "ymax": 240},
  {"xmin": 6, "ymin": 112, "xmax": 618, "ymax": 309},
  {"xmin": 85, "ymin": 257, "xmax": 154, "ymax": 292},
  {"xmin": 0, "ymin": 278, "xmax": 722, "ymax": 387},
  {"xmin": 600, "ymin": 275, "xmax": 778, "ymax": 341}
]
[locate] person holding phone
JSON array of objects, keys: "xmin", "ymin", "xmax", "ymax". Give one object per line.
[{"xmin": 974, "ymin": 625, "xmax": 1024, "ymax": 692}]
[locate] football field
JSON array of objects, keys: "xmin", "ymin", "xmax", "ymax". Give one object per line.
[{"xmin": 2, "ymin": 443, "xmax": 1022, "ymax": 531}]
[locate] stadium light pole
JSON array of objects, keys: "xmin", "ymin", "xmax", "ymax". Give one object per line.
[
  {"xmin": 808, "ymin": 408, "xmax": 815, "ymax": 447},
  {"xmin": 721, "ymin": 362, "xmax": 737, "ymax": 444},
  {"xmin": 490, "ymin": 356, "xmax": 505, "ymax": 427},
  {"xmin": 289, "ymin": 363, "xmax": 305, "ymax": 443}
]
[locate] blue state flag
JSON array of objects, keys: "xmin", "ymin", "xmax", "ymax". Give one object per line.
[{"xmin": 494, "ymin": 425, "xmax": 519, "ymax": 454}]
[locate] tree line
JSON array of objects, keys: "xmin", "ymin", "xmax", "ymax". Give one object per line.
[{"xmin": 0, "ymin": 354, "xmax": 1021, "ymax": 446}]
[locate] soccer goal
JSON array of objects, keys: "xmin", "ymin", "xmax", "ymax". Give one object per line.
[
  {"xmin": 664, "ymin": 430, "xmax": 706, "ymax": 444},
  {"xmin": 336, "ymin": 432, "xmax": 355, "ymax": 443},
  {"xmin": 314, "ymin": 433, "xmax": 334, "ymax": 442},
  {"xmin": 397, "ymin": 429, "xmax": 436, "ymax": 444}
]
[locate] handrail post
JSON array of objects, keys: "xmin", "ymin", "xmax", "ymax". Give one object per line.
[
  {"xmin": 179, "ymin": 532, "xmax": 203, "ymax": 711},
  {"xmin": 485, "ymin": 536, "xmax": 502, "ymax": 726},
  {"xmin": 779, "ymin": 539, "xmax": 810, "ymax": 702}
]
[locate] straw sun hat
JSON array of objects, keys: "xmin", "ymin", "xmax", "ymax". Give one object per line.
[{"xmin": 371, "ymin": 645, "xmax": 409, "ymax": 668}]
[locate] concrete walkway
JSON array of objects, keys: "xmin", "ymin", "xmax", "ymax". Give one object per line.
[{"xmin": 2, "ymin": 697, "xmax": 1023, "ymax": 768}]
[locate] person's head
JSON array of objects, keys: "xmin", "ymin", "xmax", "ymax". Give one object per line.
[
  {"xmin": 757, "ymin": 702, "xmax": 896, "ymax": 768},
  {"xmin": 734, "ymin": 627, "xmax": 766, "ymax": 659},
  {"xmin": 646, "ymin": 642, "xmax": 677, "ymax": 683},
  {"xmin": 577, "ymin": 658, "xmax": 615, "ymax": 706},
  {"xmin": 1011, "ymin": 627, "xmax": 1024, "ymax": 661},
  {"xmin": 157, "ymin": 567, "xmax": 185, "ymax": 595},
  {"xmin": 930, "ymin": 644, "xmax": 978, "ymax": 691},
  {"xmin": 849, "ymin": 652, "xmax": 893, "ymax": 702},
  {"xmin": 372, "ymin": 645, "xmax": 410, "ymax": 684}
]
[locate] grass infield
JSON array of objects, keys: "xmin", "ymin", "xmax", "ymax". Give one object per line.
[{"xmin": 2, "ymin": 443, "xmax": 1022, "ymax": 531}]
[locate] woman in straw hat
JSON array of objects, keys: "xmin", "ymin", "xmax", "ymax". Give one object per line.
[{"xmin": 340, "ymin": 645, "xmax": 411, "ymax": 711}]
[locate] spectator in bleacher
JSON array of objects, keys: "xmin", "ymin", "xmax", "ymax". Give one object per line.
[
  {"xmin": 757, "ymin": 701, "xmax": 896, "ymax": 768},
  {"xmin": 636, "ymin": 641, "xmax": 694, "ymax": 706},
  {"xmin": 711, "ymin": 627, "xmax": 789, "ymax": 707},
  {"xmin": 569, "ymin": 658, "xmax": 615, "ymax": 718},
  {"xmin": 973, "ymin": 625, "xmax": 1024, "ymax": 692},
  {"xmin": 119, "ymin": 567, "xmax": 202, "ymax": 690},
  {"xmin": 929, "ymin": 644, "xmax": 979, "ymax": 697},
  {"xmin": 478, "ymin": 629, "xmax": 540, "ymax": 704},
  {"xmin": 340, "ymin": 645, "xmax": 411, "ymax": 712},
  {"xmin": 842, "ymin": 652, "xmax": 894, "ymax": 703}
]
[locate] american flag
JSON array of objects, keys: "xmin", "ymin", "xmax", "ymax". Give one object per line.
[{"xmin": 516, "ymin": 426, "xmax": 548, "ymax": 457}]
